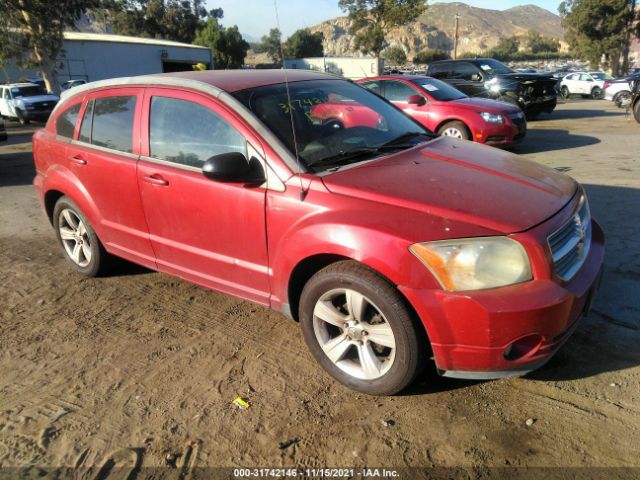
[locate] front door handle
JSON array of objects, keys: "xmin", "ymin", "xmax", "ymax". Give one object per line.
[
  {"xmin": 143, "ymin": 174, "xmax": 169, "ymax": 186},
  {"xmin": 69, "ymin": 154, "xmax": 87, "ymax": 165}
]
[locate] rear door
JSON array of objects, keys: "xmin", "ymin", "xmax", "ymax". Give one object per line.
[
  {"xmin": 0, "ymin": 88, "xmax": 15, "ymax": 117},
  {"xmin": 65, "ymin": 88, "xmax": 156, "ymax": 267},
  {"xmin": 137, "ymin": 88, "xmax": 270, "ymax": 305}
]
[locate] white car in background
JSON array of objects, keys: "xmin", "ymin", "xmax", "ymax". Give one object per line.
[
  {"xmin": 0, "ymin": 83, "xmax": 59, "ymax": 124},
  {"xmin": 560, "ymin": 71, "xmax": 613, "ymax": 99},
  {"xmin": 603, "ymin": 73, "xmax": 640, "ymax": 107}
]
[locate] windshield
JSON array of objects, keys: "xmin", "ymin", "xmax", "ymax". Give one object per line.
[
  {"xmin": 411, "ymin": 78, "xmax": 467, "ymax": 101},
  {"xmin": 591, "ymin": 72, "xmax": 613, "ymax": 80},
  {"xmin": 476, "ymin": 59, "xmax": 514, "ymax": 76},
  {"xmin": 233, "ymin": 79, "xmax": 433, "ymax": 172},
  {"xmin": 11, "ymin": 86, "xmax": 47, "ymax": 98}
]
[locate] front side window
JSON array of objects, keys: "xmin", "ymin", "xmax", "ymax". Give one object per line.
[
  {"xmin": 55, "ymin": 103, "xmax": 81, "ymax": 139},
  {"xmin": 361, "ymin": 81, "xmax": 382, "ymax": 96},
  {"xmin": 91, "ymin": 96, "xmax": 137, "ymax": 153},
  {"xmin": 452, "ymin": 63, "xmax": 482, "ymax": 81},
  {"xmin": 382, "ymin": 81, "xmax": 418, "ymax": 102},
  {"xmin": 149, "ymin": 96, "xmax": 246, "ymax": 168},
  {"xmin": 233, "ymin": 79, "xmax": 433, "ymax": 172}
]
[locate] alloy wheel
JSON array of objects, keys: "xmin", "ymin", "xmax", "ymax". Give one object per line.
[
  {"xmin": 312, "ymin": 288, "xmax": 396, "ymax": 380},
  {"xmin": 441, "ymin": 127, "xmax": 464, "ymax": 139},
  {"xmin": 58, "ymin": 208, "xmax": 93, "ymax": 267}
]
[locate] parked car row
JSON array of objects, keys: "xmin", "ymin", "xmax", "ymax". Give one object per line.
[{"xmin": 31, "ymin": 69, "xmax": 604, "ymax": 395}]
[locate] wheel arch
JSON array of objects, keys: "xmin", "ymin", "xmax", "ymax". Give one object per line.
[{"xmin": 435, "ymin": 118, "xmax": 471, "ymax": 137}]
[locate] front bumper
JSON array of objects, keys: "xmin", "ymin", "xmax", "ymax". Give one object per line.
[
  {"xmin": 400, "ymin": 218, "xmax": 605, "ymax": 379},
  {"xmin": 522, "ymin": 95, "xmax": 557, "ymax": 114},
  {"xmin": 480, "ymin": 119, "xmax": 526, "ymax": 147},
  {"xmin": 23, "ymin": 109, "xmax": 54, "ymax": 120}
]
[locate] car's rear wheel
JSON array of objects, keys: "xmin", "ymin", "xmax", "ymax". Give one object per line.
[
  {"xmin": 299, "ymin": 261, "xmax": 426, "ymax": 395},
  {"xmin": 53, "ymin": 196, "xmax": 111, "ymax": 277},
  {"xmin": 614, "ymin": 91, "xmax": 631, "ymax": 108},
  {"xmin": 591, "ymin": 86, "xmax": 602, "ymax": 99},
  {"xmin": 438, "ymin": 121, "xmax": 470, "ymax": 141},
  {"xmin": 560, "ymin": 86, "xmax": 570, "ymax": 99}
]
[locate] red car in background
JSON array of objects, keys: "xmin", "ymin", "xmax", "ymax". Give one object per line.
[{"xmin": 356, "ymin": 75, "xmax": 527, "ymax": 147}]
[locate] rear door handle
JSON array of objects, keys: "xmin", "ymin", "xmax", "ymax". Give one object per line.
[
  {"xmin": 69, "ymin": 154, "xmax": 86, "ymax": 165},
  {"xmin": 143, "ymin": 174, "xmax": 169, "ymax": 186}
]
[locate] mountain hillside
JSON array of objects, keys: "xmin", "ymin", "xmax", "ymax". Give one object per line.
[{"xmin": 310, "ymin": 2, "xmax": 565, "ymax": 59}]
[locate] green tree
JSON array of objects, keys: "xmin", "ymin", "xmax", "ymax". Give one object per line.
[
  {"xmin": 383, "ymin": 45, "xmax": 406, "ymax": 65},
  {"xmin": 110, "ymin": 0, "xmax": 211, "ymax": 44},
  {"xmin": 525, "ymin": 30, "xmax": 560, "ymax": 53},
  {"xmin": 338, "ymin": 0, "xmax": 426, "ymax": 58},
  {"xmin": 194, "ymin": 17, "xmax": 249, "ymax": 69},
  {"xmin": 261, "ymin": 28, "xmax": 284, "ymax": 64},
  {"xmin": 285, "ymin": 28, "xmax": 324, "ymax": 58},
  {"xmin": 413, "ymin": 48, "xmax": 449, "ymax": 64},
  {"xmin": 0, "ymin": 0, "xmax": 102, "ymax": 93},
  {"xmin": 559, "ymin": 0, "xmax": 637, "ymax": 74}
]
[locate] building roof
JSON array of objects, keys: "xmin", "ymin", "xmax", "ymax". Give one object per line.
[
  {"xmin": 63, "ymin": 31, "xmax": 210, "ymax": 50},
  {"xmin": 149, "ymin": 69, "xmax": 337, "ymax": 92}
]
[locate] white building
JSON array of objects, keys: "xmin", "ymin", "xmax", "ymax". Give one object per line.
[
  {"xmin": 283, "ymin": 57, "xmax": 383, "ymax": 80},
  {"xmin": 1, "ymin": 32, "xmax": 213, "ymax": 84}
]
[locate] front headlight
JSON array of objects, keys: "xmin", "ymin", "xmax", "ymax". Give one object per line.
[
  {"xmin": 478, "ymin": 112, "xmax": 504, "ymax": 123},
  {"xmin": 409, "ymin": 237, "xmax": 532, "ymax": 291}
]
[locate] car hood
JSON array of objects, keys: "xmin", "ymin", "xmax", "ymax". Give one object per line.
[
  {"xmin": 496, "ymin": 72, "xmax": 556, "ymax": 82},
  {"xmin": 18, "ymin": 95, "xmax": 59, "ymax": 104},
  {"xmin": 448, "ymin": 97, "xmax": 522, "ymax": 114},
  {"xmin": 321, "ymin": 137, "xmax": 577, "ymax": 234}
]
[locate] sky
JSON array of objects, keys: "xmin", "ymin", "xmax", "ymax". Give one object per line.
[{"xmin": 207, "ymin": 0, "xmax": 562, "ymax": 40}]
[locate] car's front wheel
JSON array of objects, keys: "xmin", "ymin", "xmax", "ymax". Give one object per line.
[
  {"xmin": 15, "ymin": 109, "xmax": 30, "ymax": 125},
  {"xmin": 560, "ymin": 86, "xmax": 570, "ymax": 99},
  {"xmin": 438, "ymin": 121, "xmax": 470, "ymax": 141},
  {"xmin": 53, "ymin": 196, "xmax": 111, "ymax": 276},
  {"xmin": 633, "ymin": 99, "xmax": 640, "ymax": 123},
  {"xmin": 299, "ymin": 261, "xmax": 426, "ymax": 395}
]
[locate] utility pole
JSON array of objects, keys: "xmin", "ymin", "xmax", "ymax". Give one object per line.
[{"xmin": 453, "ymin": 13, "xmax": 460, "ymax": 59}]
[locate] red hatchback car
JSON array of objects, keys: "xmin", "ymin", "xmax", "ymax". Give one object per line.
[
  {"xmin": 355, "ymin": 75, "xmax": 527, "ymax": 147},
  {"xmin": 33, "ymin": 70, "xmax": 603, "ymax": 395}
]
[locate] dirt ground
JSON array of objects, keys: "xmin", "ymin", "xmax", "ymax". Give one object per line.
[{"xmin": 0, "ymin": 99, "xmax": 639, "ymax": 478}]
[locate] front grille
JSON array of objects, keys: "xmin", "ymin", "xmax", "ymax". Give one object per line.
[
  {"xmin": 548, "ymin": 194, "xmax": 592, "ymax": 281},
  {"xmin": 31, "ymin": 101, "xmax": 55, "ymax": 112}
]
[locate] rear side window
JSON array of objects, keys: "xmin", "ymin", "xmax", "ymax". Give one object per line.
[
  {"xmin": 55, "ymin": 103, "xmax": 81, "ymax": 139},
  {"xmin": 91, "ymin": 96, "xmax": 137, "ymax": 153},
  {"xmin": 361, "ymin": 81, "xmax": 382, "ymax": 96},
  {"xmin": 381, "ymin": 81, "xmax": 417, "ymax": 102},
  {"xmin": 149, "ymin": 96, "xmax": 246, "ymax": 168}
]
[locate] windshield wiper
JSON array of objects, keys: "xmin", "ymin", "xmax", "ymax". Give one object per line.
[
  {"xmin": 379, "ymin": 131, "xmax": 432, "ymax": 149},
  {"xmin": 308, "ymin": 132, "xmax": 432, "ymax": 171}
]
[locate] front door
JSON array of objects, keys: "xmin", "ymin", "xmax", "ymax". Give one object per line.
[
  {"xmin": 137, "ymin": 88, "xmax": 270, "ymax": 305},
  {"xmin": 380, "ymin": 80, "xmax": 432, "ymax": 130}
]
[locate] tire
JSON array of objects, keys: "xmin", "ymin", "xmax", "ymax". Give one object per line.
[
  {"xmin": 53, "ymin": 196, "xmax": 111, "ymax": 277},
  {"xmin": 299, "ymin": 261, "xmax": 426, "ymax": 395},
  {"xmin": 437, "ymin": 121, "xmax": 470, "ymax": 141},
  {"xmin": 591, "ymin": 86, "xmax": 602, "ymax": 99},
  {"xmin": 15, "ymin": 109, "xmax": 30, "ymax": 125},
  {"xmin": 323, "ymin": 119, "xmax": 344, "ymax": 131},
  {"xmin": 633, "ymin": 99, "xmax": 640, "ymax": 123},
  {"xmin": 560, "ymin": 86, "xmax": 570, "ymax": 99},
  {"xmin": 615, "ymin": 91, "xmax": 631, "ymax": 108}
]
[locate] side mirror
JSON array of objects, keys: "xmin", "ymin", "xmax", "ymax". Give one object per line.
[
  {"xmin": 407, "ymin": 94, "xmax": 426, "ymax": 106},
  {"xmin": 202, "ymin": 152, "xmax": 266, "ymax": 184}
]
